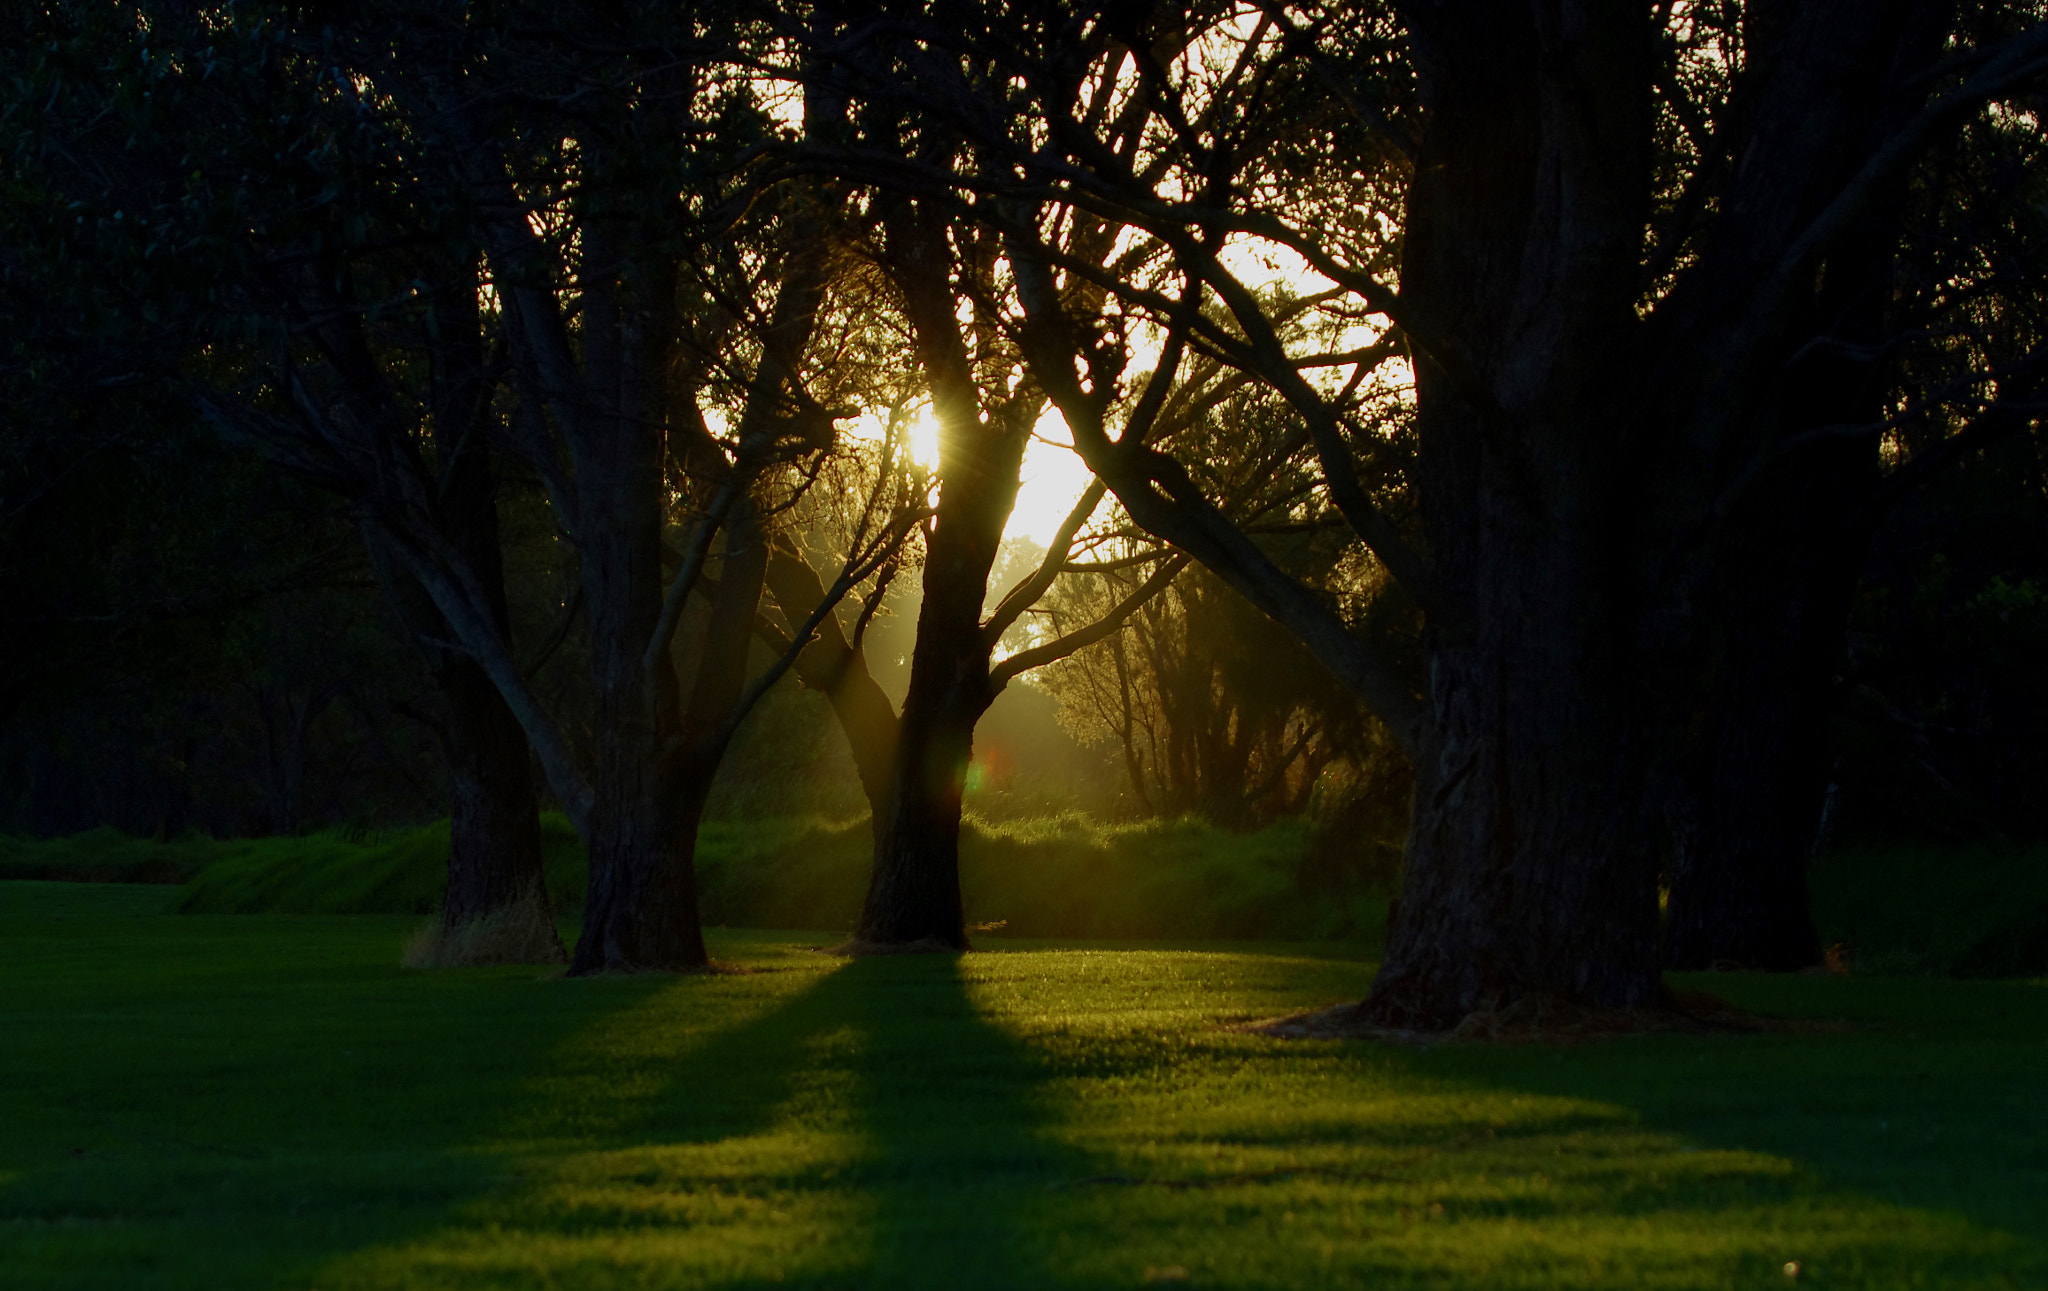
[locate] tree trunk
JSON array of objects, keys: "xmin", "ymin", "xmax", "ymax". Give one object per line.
[
  {"xmin": 1362, "ymin": 527, "xmax": 1666, "ymax": 1030},
  {"xmin": 1347, "ymin": 6, "xmax": 1665, "ymax": 1028},
  {"xmin": 860, "ymin": 710, "xmax": 981, "ymax": 947},
  {"xmin": 1662, "ymin": 464, "xmax": 1864, "ymax": 972},
  {"xmin": 565, "ymin": 236, "xmax": 711, "ymax": 973},
  {"xmin": 1658, "ymin": 7, "xmax": 1931, "ymax": 969},
  {"xmin": 423, "ymin": 266, "xmax": 561, "ymax": 958},
  {"xmin": 569, "ymin": 487, "xmax": 771, "ymax": 974},
  {"xmin": 856, "ymin": 513, "xmax": 1013, "ymax": 946},
  {"xmin": 1663, "ymin": 359, "xmax": 1882, "ymax": 972},
  {"xmin": 854, "ymin": 200, "xmax": 1031, "ymax": 948},
  {"xmin": 1663, "ymin": 627, "xmax": 1831, "ymax": 972},
  {"xmin": 433, "ymin": 652, "xmax": 560, "ymax": 959},
  {"xmin": 1356, "ymin": 0, "xmax": 1935, "ymax": 1026},
  {"xmin": 572, "ymin": 750, "xmax": 711, "ymax": 973}
]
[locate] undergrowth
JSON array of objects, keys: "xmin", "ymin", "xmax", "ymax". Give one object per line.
[
  {"xmin": 9, "ymin": 821, "xmax": 2047, "ymax": 972},
  {"xmin": 9, "ymin": 813, "xmax": 1388, "ymax": 943}
]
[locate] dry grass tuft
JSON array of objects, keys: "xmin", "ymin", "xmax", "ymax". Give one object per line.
[{"xmin": 402, "ymin": 895, "xmax": 566, "ymax": 969}]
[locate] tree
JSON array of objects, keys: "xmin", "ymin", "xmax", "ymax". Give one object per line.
[
  {"xmin": 11, "ymin": 0, "xmax": 923, "ymax": 970},
  {"xmin": 816, "ymin": 1, "xmax": 2048, "ymax": 1024},
  {"xmin": 8, "ymin": 2, "xmax": 584, "ymax": 958},
  {"xmin": 328, "ymin": 1, "xmax": 927, "ymax": 973}
]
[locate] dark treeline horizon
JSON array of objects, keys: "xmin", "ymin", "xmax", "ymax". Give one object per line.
[{"xmin": 4, "ymin": 0, "xmax": 2045, "ymax": 1023}]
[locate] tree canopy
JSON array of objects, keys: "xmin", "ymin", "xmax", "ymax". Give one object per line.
[{"xmin": 4, "ymin": 0, "xmax": 2043, "ymax": 1026}]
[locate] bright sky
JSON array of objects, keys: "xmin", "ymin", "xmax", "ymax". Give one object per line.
[
  {"xmin": 939, "ymin": 233, "xmax": 1370, "ymax": 546},
  {"xmin": 884, "ymin": 405, "xmax": 1099, "ymax": 547},
  {"xmin": 1011, "ymin": 410, "xmax": 1099, "ymax": 545}
]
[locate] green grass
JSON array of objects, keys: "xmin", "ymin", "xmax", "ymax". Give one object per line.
[
  {"xmin": 166, "ymin": 816, "xmax": 590, "ymax": 917},
  {"xmin": 2, "ymin": 882, "xmax": 2042, "ymax": 1289},
  {"xmin": 18, "ymin": 820, "xmax": 2036, "ymax": 970},
  {"xmin": 0, "ymin": 827, "xmax": 219, "ymax": 885},
  {"xmin": 29, "ymin": 813, "xmax": 1386, "ymax": 942},
  {"xmin": 704, "ymin": 813, "xmax": 1386, "ymax": 941},
  {"xmin": 1811, "ymin": 842, "xmax": 2048, "ymax": 977}
]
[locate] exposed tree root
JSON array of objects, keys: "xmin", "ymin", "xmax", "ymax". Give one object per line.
[{"xmin": 1242, "ymin": 987, "xmax": 1850, "ymax": 1045}]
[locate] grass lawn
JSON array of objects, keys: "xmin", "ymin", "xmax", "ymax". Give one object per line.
[{"xmin": 2, "ymin": 882, "xmax": 2043, "ymax": 1289}]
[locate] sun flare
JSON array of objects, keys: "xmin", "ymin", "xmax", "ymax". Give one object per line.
[{"xmin": 847, "ymin": 405, "xmax": 1099, "ymax": 547}]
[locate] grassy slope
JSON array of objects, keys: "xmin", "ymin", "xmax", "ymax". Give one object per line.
[
  {"xmin": 0, "ymin": 827, "xmax": 222, "ymax": 885},
  {"xmin": 1, "ymin": 883, "xmax": 2042, "ymax": 1290},
  {"xmin": 9, "ymin": 820, "xmax": 2021, "ymax": 969},
  {"xmin": 162, "ymin": 817, "xmax": 592, "ymax": 918},
  {"xmin": 153, "ymin": 813, "xmax": 1387, "ymax": 943}
]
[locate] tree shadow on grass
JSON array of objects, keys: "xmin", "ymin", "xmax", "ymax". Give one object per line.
[
  {"xmin": 459, "ymin": 951, "xmax": 1119, "ymax": 1289},
  {"xmin": 265, "ymin": 945, "xmax": 1117, "ymax": 1290},
  {"xmin": 0, "ymin": 905, "xmax": 684, "ymax": 1291},
  {"xmin": 1297, "ymin": 970, "xmax": 2048, "ymax": 1281},
  {"xmin": 824, "ymin": 953, "xmax": 1110, "ymax": 1290},
  {"xmin": 1538, "ymin": 973, "xmax": 2048, "ymax": 1239}
]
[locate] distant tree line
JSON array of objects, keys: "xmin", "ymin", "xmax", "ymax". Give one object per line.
[{"xmin": 3, "ymin": 0, "xmax": 2043, "ymax": 1026}]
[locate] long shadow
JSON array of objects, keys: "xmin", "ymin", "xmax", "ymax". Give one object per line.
[
  {"xmin": 1325, "ymin": 970, "xmax": 2048, "ymax": 1274},
  {"xmin": 1535, "ymin": 973, "xmax": 2048, "ymax": 1238},
  {"xmin": 0, "ymin": 893, "xmax": 686, "ymax": 1290},
  {"xmin": 827, "ymin": 953, "xmax": 1107, "ymax": 1290},
  {"xmin": 452, "ymin": 950, "xmax": 1117, "ymax": 1289}
]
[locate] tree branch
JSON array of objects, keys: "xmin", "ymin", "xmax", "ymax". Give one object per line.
[{"xmin": 990, "ymin": 552, "xmax": 1188, "ymax": 692}]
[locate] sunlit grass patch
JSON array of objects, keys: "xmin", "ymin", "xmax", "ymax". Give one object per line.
[
  {"xmin": 1, "ymin": 884, "xmax": 2044, "ymax": 1289},
  {"xmin": 324, "ymin": 1133, "xmax": 879, "ymax": 1291}
]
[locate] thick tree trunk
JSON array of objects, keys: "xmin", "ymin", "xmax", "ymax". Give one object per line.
[
  {"xmin": 569, "ymin": 490, "xmax": 771, "ymax": 974},
  {"xmin": 1662, "ymin": 472, "xmax": 1861, "ymax": 972},
  {"xmin": 425, "ymin": 268, "xmax": 560, "ymax": 958},
  {"xmin": 1362, "ymin": 527, "xmax": 1666, "ymax": 1029},
  {"xmin": 1658, "ymin": 7, "xmax": 1929, "ymax": 969},
  {"xmin": 359, "ymin": 522, "xmax": 560, "ymax": 963},
  {"xmin": 853, "ymin": 201, "xmax": 1030, "ymax": 948},
  {"xmin": 1663, "ymin": 627, "xmax": 1831, "ymax": 972},
  {"xmin": 572, "ymin": 753, "xmax": 711, "ymax": 973},
  {"xmin": 566, "ymin": 237, "xmax": 711, "ymax": 973},
  {"xmin": 855, "ymin": 503, "xmax": 1014, "ymax": 945},
  {"xmin": 1664, "ymin": 381, "xmax": 1880, "ymax": 972},
  {"xmin": 1351, "ymin": 6, "xmax": 1668, "ymax": 1028},
  {"xmin": 1357, "ymin": 0, "xmax": 1936, "ymax": 1026},
  {"xmin": 859, "ymin": 660, "xmax": 986, "ymax": 947}
]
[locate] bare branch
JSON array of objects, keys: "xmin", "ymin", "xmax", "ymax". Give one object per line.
[
  {"xmin": 990, "ymin": 553, "xmax": 1189, "ymax": 692},
  {"xmin": 982, "ymin": 478, "xmax": 1108, "ymax": 643}
]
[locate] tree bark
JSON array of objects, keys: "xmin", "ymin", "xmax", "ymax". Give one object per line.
[
  {"xmin": 1353, "ymin": 0, "xmax": 1954, "ymax": 1026},
  {"xmin": 1659, "ymin": 3, "xmax": 1942, "ymax": 972},
  {"xmin": 423, "ymin": 260, "xmax": 559, "ymax": 954},
  {"xmin": 855, "ymin": 202, "xmax": 1030, "ymax": 947},
  {"xmin": 564, "ymin": 221, "xmax": 711, "ymax": 973},
  {"xmin": 1346, "ymin": 3, "xmax": 1665, "ymax": 1027},
  {"xmin": 1363, "ymin": 518, "xmax": 1667, "ymax": 1028},
  {"xmin": 435, "ymin": 653, "xmax": 555, "ymax": 939},
  {"xmin": 854, "ymin": 429, "xmax": 1026, "ymax": 946}
]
